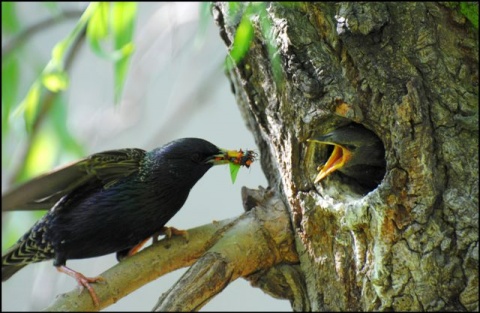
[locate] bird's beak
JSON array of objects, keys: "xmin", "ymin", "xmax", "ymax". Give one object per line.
[
  {"xmin": 312, "ymin": 142, "xmax": 352, "ymax": 183},
  {"xmin": 207, "ymin": 149, "xmax": 232, "ymax": 165},
  {"xmin": 207, "ymin": 149, "xmax": 241, "ymax": 165},
  {"xmin": 207, "ymin": 149, "xmax": 256, "ymax": 167}
]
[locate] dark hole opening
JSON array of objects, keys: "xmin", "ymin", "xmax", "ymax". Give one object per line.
[{"xmin": 309, "ymin": 122, "xmax": 386, "ymax": 194}]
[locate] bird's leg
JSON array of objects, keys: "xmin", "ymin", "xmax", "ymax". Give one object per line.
[
  {"xmin": 124, "ymin": 227, "xmax": 189, "ymax": 258},
  {"xmin": 157, "ymin": 226, "xmax": 189, "ymax": 242},
  {"xmin": 126, "ymin": 237, "xmax": 151, "ymax": 257},
  {"xmin": 56, "ymin": 265, "xmax": 104, "ymax": 307}
]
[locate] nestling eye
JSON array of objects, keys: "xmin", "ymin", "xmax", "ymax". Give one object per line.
[{"xmin": 343, "ymin": 144, "xmax": 356, "ymax": 151}]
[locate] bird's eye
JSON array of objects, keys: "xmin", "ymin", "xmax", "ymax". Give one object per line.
[
  {"xmin": 344, "ymin": 144, "xmax": 356, "ymax": 151},
  {"xmin": 190, "ymin": 153, "xmax": 202, "ymax": 163}
]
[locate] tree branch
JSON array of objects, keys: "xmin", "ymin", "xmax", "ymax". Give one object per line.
[
  {"xmin": 43, "ymin": 217, "xmax": 237, "ymax": 311},
  {"xmin": 153, "ymin": 186, "xmax": 299, "ymax": 311},
  {"xmin": 43, "ymin": 187, "xmax": 299, "ymax": 312}
]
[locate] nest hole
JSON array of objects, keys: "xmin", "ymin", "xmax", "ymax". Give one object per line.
[{"xmin": 306, "ymin": 122, "xmax": 386, "ymax": 196}]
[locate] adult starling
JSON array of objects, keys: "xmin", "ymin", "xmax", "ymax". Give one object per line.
[
  {"xmin": 2, "ymin": 138, "xmax": 255, "ymax": 306},
  {"xmin": 308, "ymin": 124, "xmax": 386, "ymax": 189}
]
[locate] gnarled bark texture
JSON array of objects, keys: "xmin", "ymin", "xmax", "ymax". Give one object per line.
[{"xmin": 213, "ymin": 2, "xmax": 478, "ymax": 311}]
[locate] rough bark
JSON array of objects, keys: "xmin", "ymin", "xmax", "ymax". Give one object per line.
[{"xmin": 213, "ymin": 2, "xmax": 478, "ymax": 311}]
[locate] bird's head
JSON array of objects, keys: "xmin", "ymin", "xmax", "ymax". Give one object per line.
[
  {"xmin": 308, "ymin": 124, "xmax": 386, "ymax": 188},
  {"xmin": 155, "ymin": 138, "xmax": 255, "ymax": 184}
]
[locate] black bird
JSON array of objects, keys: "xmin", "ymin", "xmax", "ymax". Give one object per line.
[
  {"xmin": 308, "ymin": 124, "xmax": 386, "ymax": 189},
  {"xmin": 2, "ymin": 138, "xmax": 255, "ymax": 306}
]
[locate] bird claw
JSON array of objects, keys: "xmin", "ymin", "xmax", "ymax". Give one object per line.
[
  {"xmin": 160, "ymin": 226, "xmax": 189, "ymax": 242},
  {"xmin": 57, "ymin": 266, "xmax": 104, "ymax": 307},
  {"xmin": 75, "ymin": 274, "xmax": 104, "ymax": 307}
]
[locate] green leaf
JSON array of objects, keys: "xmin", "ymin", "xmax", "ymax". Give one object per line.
[
  {"xmin": 111, "ymin": 3, "xmax": 136, "ymax": 45},
  {"xmin": 21, "ymin": 82, "xmax": 41, "ymax": 134},
  {"xmin": 42, "ymin": 71, "xmax": 69, "ymax": 92},
  {"xmin": 88, "ymin": 3, "xmax": 109, "ymax": 39},
  {"xmin": 460, "ymin": 2, "xmax": 479, "ymax": 29},
  {"xmin": 51, "ymin": 40, "xmax": 70, "ymax": 66},
  {"xmin": 1, "ymin": 2, "xmax": 20, "ymax": 33},
  {"xmin": 227, "ymin": 13, "xmax": 254, "ymax": 69},
  {"xmin": 84, "ymin": 2, "xmax": 137, "ymax": 102},
  {"xmin": 224, "ymin": 3, "xmax": 283, "ymax": 86},
  {"xmin": 112, "ymin": 2, "xmax": 137, "ymax": 103},
  {"xmin": 229, "ymin": 163, "xmax": 241, "ymax": 184},
  {"xmin": 86, "ymin": 2, "xmax": 110, "ymax": 57},
  {"xmin": 17, "ymin": 125, "xmax": 60, "ymax": 183}
]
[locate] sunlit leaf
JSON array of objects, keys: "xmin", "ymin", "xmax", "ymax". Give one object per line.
[
  {"xmin": 16, "ymin": 125, "xmax": 60, "ymax": 183},
  {"xmin": 229, "ymin": 162, "xmax": 241, "ymax": 184},
  {"xmin": 51, "ymin": 40, "xmax": 70, "ymax": 66},
  {"xmin": 111, "ymin": 3, "xmax": 136, "ymax": 44},
  {"xmin": 87, "ymin": 2, "xmax": 110, "ymax": 57},
  {"xmin": 42, "ymin": 71, "xmax": 69, "ymax": 92},
  {"xmin": 88, "ymin": 2, "xmax": 109, "ymax": 39},
  {"xmin": 224, "ymin": 3, "xmax": 283, "ymax": 86},
  {"xmin": 25, "ymin": 128, "xmax": 59, "ymax": 176},
  {"xmin": 227, "ymin": 13, "xmax": 254, "ymax": 69},
  {"xmin": 21, "ymin": 82, "xmax": 41, "ymax": 134}
]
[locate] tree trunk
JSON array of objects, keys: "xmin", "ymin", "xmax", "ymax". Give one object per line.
[{"xmin": 213, "ymin": 2, "xmax": 478, "ymax": 311}]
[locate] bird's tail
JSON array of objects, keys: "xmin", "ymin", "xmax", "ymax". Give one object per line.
[
  {"xmin": 2, "ymin": 264, "xmax": 26, "ymax": 281},
  {"xmin": 2, "ymin": 242, "xmax": 28, "ymax": 281}
]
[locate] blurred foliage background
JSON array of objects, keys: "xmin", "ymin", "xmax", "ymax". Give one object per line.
[{"xmin": 2, "ymin": 2, "xmax": 289, "ymax": 311}]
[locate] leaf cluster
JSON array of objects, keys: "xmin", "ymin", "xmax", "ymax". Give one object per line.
[{"xmin": 2, "ymin": 2, "xmax": 138, "ymax": 186}]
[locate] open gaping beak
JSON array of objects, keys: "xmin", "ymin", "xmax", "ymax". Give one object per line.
[
  {"xmin": 311, "ymin": 142, "xmax": 352, "ymax": 183},
  {"xmin": 308, "ymin": 124, "xmax": 386, "ymax": 189}
]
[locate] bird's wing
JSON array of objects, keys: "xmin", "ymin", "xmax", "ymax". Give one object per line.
[{"xmin": 2, "ymin": 148, "xmax": 146, "ymax": 211}]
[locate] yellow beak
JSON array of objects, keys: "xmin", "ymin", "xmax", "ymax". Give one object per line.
[{"xmin": 314, "ymin": 144, "xmax": 352, "ymax": 183}]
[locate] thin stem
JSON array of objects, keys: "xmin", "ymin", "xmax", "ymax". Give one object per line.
[{"xmin": 2, "ymin": 9, "xmax": 84, "ymax": 60}]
